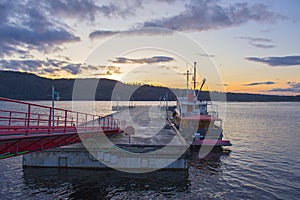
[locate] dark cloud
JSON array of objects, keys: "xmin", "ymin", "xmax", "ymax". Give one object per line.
[
  {"xmin": 89, "ymin": 30, "xmax": 120, "ymax": 39},
  {"xmin": 46, "ymin": 0, "xmax": 102, "ymax": 21},
  {"xmin": 156, "ymin": 0, "xmax": 179, "ymax": 2},
  {"xmin": 0, "ymin": 58, "xmax": 123, "ymax": 76},
  {"xmin": 0, "ymin": 59, "xmax": 100, "ymax": 75},
  {"xmin": 0, "ymin": 1, "xmax": 80, "ymax": 57},
  {"xmin": 235, "ymin": 36, "xmax": 276, "ymax": 49},
  {"xmin": 142, "ymin": 0, "xmax": 283, "ymax": 31},
  {"xmin": 243, "ymin": 81, "xmax": 276, "ymax": 86},
  {"xmin": 250, "ymin": 43, "xmax": 275, "ymax": 49},
  {"xmin": 246, "ymin": 55, "xmax": 300, "ymax": 66},
  {"xmin": 0, "ymin": 0, "xmax": 153, "ymax": 56},
  {"xmin": 268, "ymin": 82, "xmax": 300, "ymax": 93},
  {"xmin": 41, "ymin": 0, "xmax": 143, "ymax": 21},
  {"xmin": 1, "ymin": 59, "xmax": 43, "ymax": 73},
  {"xmin": 1, "ymin": 0, "xmax": 143, "ymax": 56},
  {"xmin": 111, "ymin": 56, "xmax": 174, "ymax": 64},
  {"xmin": 217, "ymin": 83, "xmax": 229, "ymax": 86},
  {"xmin": 89, "ymin": 1, "xmax": 283, "ymax": 39},
  {"xmin": 61, "ymin": 64, "xmax": 81, "ymax": 75},
  {"xmin": 0, "ymin": 24, "xmax": 80, "ymax": 45},
  {"xmin": 97, "ymin": 1, "xmax": 143, "ymax": 18},
  {"xmin": 198, "ymin": 53, "xmax": 215, "ymax": 58},
  {"xmin": 89, "ymin": 28, "xmax": 173, "ymax": 39}
]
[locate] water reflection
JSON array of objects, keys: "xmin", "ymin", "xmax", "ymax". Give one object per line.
[
  {"xmin": 189, "ymin": 150, "xmax": 231, "ymax": 175},
  {"xmin": 1, "ymin": 102, "xmax": 297, "ymax": 199},
  {"xmin": 23, "ymin": 168, "xmax": 190, "ymax": 199},
  {"xmin": 21, "ymin": 150, "xmax": 231, "ymax": 199}
]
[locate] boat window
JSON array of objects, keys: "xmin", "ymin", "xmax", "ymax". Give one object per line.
[{"xmin": 214, "ymin": 120, "xmax": 221, "ymax": 128}]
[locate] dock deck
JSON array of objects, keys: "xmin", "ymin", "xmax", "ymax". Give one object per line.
[{"xmin": 23, "ymin": 106, "xmax": 190, "ymax": 171}]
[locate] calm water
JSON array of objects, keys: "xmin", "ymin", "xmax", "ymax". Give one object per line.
[{"xmin": 0, "ymin": 102, "xmax": 299, "ymax": 199}]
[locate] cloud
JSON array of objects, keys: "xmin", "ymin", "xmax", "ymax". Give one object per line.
[
  {"xmin": 197, "ymin": 53, "xmax": 215, "ymax": 58},
  {"xmin": 246, "ymin": 55, "xmax": 300, "ymax": 66},
  {"xmin": 217, "ymin": 83, "xmax": 229, "ymax": 86},
  {"xmin": 111, "ymin": 56, "xmax": 174, "ymax": 64},
  {"xmin": 142, "ymin": 1, "xmax": 284, "ymax": 32},
  {"xmin": 89, "ymin": 30, "xmax": 120, "ymax": 39},
  {"xmin": 0, "ymin": 1, "xmax": 80, "ymax": 57},
  {"xmin": 0, "ymin": 0, "xmax": 146, "ymax": 56},
  {"xmin": 268, "ymin": 82, "xmax": 300, "ymax": 93},
  {"xmin": 0, "ymin": 58, "xmax": 106, "ymax": 76},
  {"xmin": 0, "ymin": 59, "xmax": 43, "ymax": 71},
  {"xmin": 61, "ymin": 64, "xmax": 81, "ymax": 75},
  {"xmin": 243, "ymin": 81, "xmax": 276, "ymax": 86},
  {"xmin": 0, "ymin": 24, "xmax": 80, "ymax": 46},
  {"xmin": 89, "ymin": 28, "xmax": 173, "ymax": 39},
  {"xmin": 89, "ymin": 1, "xmax": 284, "ymax": 39},
  {"xmin": 46, "ymin": 0, "xmax": 103, "ymax": 21},
  {"xmin": 38, "ymin": 0, "xmax": 143, "ymax": 21},
  {"xmin": 235, "ymin": 36, "xmax": 276, "ymax": 48},
  {"xmin": 94, "ymin": 66, "xmax": 122, "ymax": 76}
]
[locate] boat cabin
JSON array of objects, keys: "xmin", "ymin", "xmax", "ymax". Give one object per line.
[
  {"xmin": 177, "ymin": 94, "xmax": 209, "ymax": 117},
  {"xmin": 178, "ymin": 115, "xmax": 223, "ymax": 142}
]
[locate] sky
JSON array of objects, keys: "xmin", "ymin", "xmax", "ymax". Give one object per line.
[{"xmin": 0, "ymin": 0, "xmax": 300, "ymax": 95}]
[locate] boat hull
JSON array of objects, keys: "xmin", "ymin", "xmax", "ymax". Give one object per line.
[{"xmin": 192, "ymin": 139, "xmax": 232, "ymax": 147}]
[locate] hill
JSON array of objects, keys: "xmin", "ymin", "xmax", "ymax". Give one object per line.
[{"xmin": 0, "ymin": 70, "xmax": 299, "ymax": 102}]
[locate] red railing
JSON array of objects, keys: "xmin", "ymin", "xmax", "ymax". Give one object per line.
[
  {"xmin": 0, "ymin": 97, "xmax": 121, "ymax": 159},
  {"xmin": 0, "ymin": 97, "xmax": 120, "ymax": 136}
]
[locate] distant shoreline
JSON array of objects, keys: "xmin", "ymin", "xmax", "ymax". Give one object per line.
[
  {"xmin": 2, "ymin": 96, "xmax": 299, "ymax": 102},
  {"xmin": 1, "ymin": 70, "xmax": 299, "ymax": 102},
  {"xmin": 20, "ymin": 100, "xmax": 300, "ymax": 102}
]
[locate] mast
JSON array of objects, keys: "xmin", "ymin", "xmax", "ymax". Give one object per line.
[
  {"xmin": 186, "ymin": 70, "xmax": 189, "ymax": 96},
  {"xmin": 193, "ymin": 61, "xmax": 197, "ymax": 95}
]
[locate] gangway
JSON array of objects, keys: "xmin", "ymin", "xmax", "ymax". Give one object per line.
[{"xmin": 0, "ymin": 97, "xmax": 120, "ymax": 159}]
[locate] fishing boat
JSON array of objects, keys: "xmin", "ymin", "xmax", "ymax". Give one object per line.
[{"xmin": 171, "ymin": 62, "xmax": 231, "ymax": 151}]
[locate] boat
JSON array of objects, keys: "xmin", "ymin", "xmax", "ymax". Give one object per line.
[{"xmin": 171, "ymin": 62, "xmax": 231, "ymax": 151}]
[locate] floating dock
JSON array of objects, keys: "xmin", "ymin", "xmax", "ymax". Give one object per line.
[
  {"xmin": 21, "ymin": 105, "xmax": 229, "ymax": 171},
  {"xmin": 23, "ymin": 106, "xmax": 190, "ymax": 170},
  {"xmin": 22, "ymin": 143, "xmax": 189, "ymax": 170}
]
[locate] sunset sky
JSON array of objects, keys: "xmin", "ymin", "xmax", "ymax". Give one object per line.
[{"xmin": 0, "ymin": 0, "xmax": 300, "ymax": 95}]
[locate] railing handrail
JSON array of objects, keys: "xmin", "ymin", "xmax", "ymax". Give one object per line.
[
  {"xmin": 0, "ymin": 97, "xmax": 102, "ymax": 118},
  {"xmin": 0, "ymin": 97, "xmax": 120, "ymax": 135}
]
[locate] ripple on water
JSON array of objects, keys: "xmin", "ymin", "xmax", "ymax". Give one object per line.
[{"xmin": 0, "ymin": 102, "xmax": 300, "ymax": 199}]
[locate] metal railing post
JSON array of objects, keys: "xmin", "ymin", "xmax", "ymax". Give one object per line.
[
  {"xmin": 92, "ymin": 115, "xmax": 95, "ymax": 130},
  {"xmin": 76, "ymin": 112, "xmax": 79, "ymax": 127},
  {"xmin": 85, "ymin": 114, "xmax": 87, "ymax": 131},
  {"xmin": 48, "ymin": 108, "xmax": 52, "ymax": 133},
  {"xmin": 64, "ymin": 110, "xmax": 67, "ymax": 133},
  {"xmin": 37, "ymin": 114, "xmax": 40, "ymax": 127},
  {"xmin": 26, "ymin": 104, "xmax": 31, "ymax": 135},
  {"xmin": 98, "ymin": 116, "xmax": 100, "ymax": 128},
  {"xmin": 24, "ymin": 113, "xmax": 27, "ymax": 126},
  {"xmin": 8, "ymin": 111, "xmax": 12, "ymax": 126}
]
